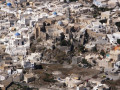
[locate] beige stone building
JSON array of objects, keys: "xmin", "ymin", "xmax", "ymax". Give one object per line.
[
  {"xmin": 101, "ymin": 11, "xmax": 111, "ymax": 20},
  {"xmin": 109, "ymin": 50, "xmax": 120, "ymax": 61},
  {"xmin": 86, "ymin": 29, "xmax": 106, "ymax": 39},
  {"xmin": 24, "ymin": 73, "xmax": 35, "ymax": 83}
]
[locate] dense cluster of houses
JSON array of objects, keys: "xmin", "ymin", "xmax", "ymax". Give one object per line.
[{"xmin": 0, "ymin": 0, "xmax": 120, "ymax": 90}]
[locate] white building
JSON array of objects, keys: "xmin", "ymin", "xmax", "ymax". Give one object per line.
[
  {"xmin": 65, "ymin": 76, "xmax": 81, "ymax": 88},
  {"xmin": 21, "ymin": 60, "xmax": 34, "ymax": 69},
  {"xmin": 107, "ymin": 32, "xmax": 120, "ymax": 44},
  {"xmin": 5, "ymin": 30, "xmax": 30, "ymax": 55},
  {"xmin": 93, "ymin": 0, "xmax": 107, "ymax": 7},
  {"xmin": 114, "ymin": 61, "xmax": 120, "ymax": 70}
]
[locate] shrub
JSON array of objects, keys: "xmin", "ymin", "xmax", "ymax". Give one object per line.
[
  {"xmin": 60, "ymin": 40, "xmax": 71, "ymax": 46},
  {"xmin": 92, "ymin": 45, "xmax": 97, "ymax": 52},
  {"xmin": 31, "ymin": 45, "xmax": 36, "ymax": 53},
  {"xmin": 100, "ymin": 50, "xmax": 106, "ymax": 57},
  {"xmin": 78, "ymin": 45, "xmax": 86, "ymax": 53},
  {"xmin": 55, "ymin": 51, "xmax": 66, "ymax": 64},
  {"xmin": 81, "ymin": 59, "xmax": 88, "ymax": 64},
  {"xmin": 81, "ymin": 59, "xmax": 92, "ymax": 67},
  {"xmin": 37, "ymin": 38, "xmax": 42, "ymax": 42},
  {"xmin": 43, "ymin": 73, "xmax": 56, "ymax": 83}
]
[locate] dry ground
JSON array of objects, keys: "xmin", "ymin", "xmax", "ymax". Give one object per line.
[{"xmin": 28, "ymin": 64, "xmax": 100, "ymax": 86}]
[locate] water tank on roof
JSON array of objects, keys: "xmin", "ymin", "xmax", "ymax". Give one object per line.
[{"xmin": 7, "ymin": 3, "xmax": 12, "ymax": 7}]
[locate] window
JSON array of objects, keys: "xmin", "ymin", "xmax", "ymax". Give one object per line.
[{"xmin": 22, "ymin": 41, "xmax": 24, "ymax": 45}]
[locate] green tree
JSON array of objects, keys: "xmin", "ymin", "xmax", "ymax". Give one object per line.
[
  {"xmin": 43, "ymin": 73, "xmax": 56, "ymax": 83},
  {"xmin": 117, "ymin": 39, "xmax": 120, "ymax": 44},
  {"xmin": 81, "ymin": 59, "xmax": 92, "ymax": 67},
  {"xmin": 92, "ymin": 45, "xmax": 97, "ymax": 52},
  {"xmin": 100, "ymin": 50, "xmax": 106, "ymax": 57},
  {"xmin": 115, "ymin": 22, "xmax": 120, "ymax": 31},
  {"xmin": 81, "ymin": 59, "xmax": 88, "ymax": 64},
  {"xmin": 78, "ymin": 45, "xmax": 86, "ymax": 53},
  {"xmin": 60, "ymin": 40, "xmax": 71, "ymax": 46}
]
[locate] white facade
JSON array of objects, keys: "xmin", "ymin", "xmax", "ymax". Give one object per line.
[
  {"xmin": 107, "ymin": 32, "xmax": 120, "ymax": 44},
  {"xmin": 93, "ymin": 0, "xmax": 107, "ymax": 7},
  {"xmin": 4, "ymin": 29, "xmax": 30, "ymax": 55},
  {"xmin": 114, "ymin": 61, "xmax": 120, "ymax": 70},
  {"xmin": 65, "ymin": 77, "xmax": 81, "ymax": 88},
  {"xmin": 0, "ymin": 75, "xmax": 6, "ymax": 81}
]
